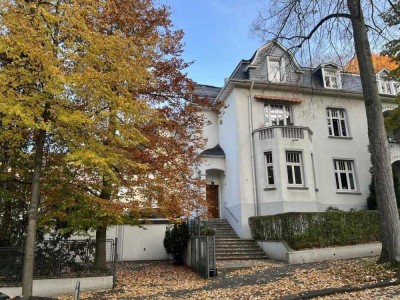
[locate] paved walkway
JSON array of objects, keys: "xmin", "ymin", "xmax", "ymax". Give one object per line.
[
  {"xmin": 63, "ymin": 258, "xmax": 400, "ymax": 299},
  {"xmin": 216, "ymin": 259, "xmax": 283, "ymax": 269}
]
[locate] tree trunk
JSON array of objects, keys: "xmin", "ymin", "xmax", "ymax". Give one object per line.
[
  {"xmin": 94, "ymin": 176, "xmax": 112, "ymax": 270},
  {"xmin": 94, "ymin": 226, "xmax": 107, "ymax": 270},
  {"xmin": 21, "ymin": 128, "xmax": 47, "ymax": 297},
  {"xmin": 347, "ymin": 0, "xmax": 400, "ymax": 264}
]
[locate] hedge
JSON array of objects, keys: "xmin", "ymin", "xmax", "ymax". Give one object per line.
[{"xmin": 249, "ymin": 211, "xmax": 386, "ymax": 250}]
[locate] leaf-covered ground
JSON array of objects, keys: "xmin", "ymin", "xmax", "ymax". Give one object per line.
[{"xmin": 59, "ymin": 257, "xmax": 400, "ymax": 299}]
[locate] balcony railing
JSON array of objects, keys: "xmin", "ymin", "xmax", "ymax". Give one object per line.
[{"xmin": 255, "ymin": 126, "xmax": 313, "ymax": 142}]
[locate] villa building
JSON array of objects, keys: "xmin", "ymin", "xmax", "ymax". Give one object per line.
[{"xmin": 196, "ymin": 41, "xmax": 400, "ymax": 239}]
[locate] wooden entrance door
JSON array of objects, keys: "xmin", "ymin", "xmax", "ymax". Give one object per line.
[{"xmin": 206, "ymin": 185, "xmax": 219, "ymax": 218}]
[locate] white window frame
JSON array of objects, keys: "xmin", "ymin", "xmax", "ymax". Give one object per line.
[
  {"xmin": 394, "ymin": 82, "xmax": 400, "ymax": 95},
  {"xmin": 378, "ymin": 79, "xmax": 400, "ymax": 95},
  {"xmin": 326, "ymin": 108, "xmax": 349, "ymax": 137},
  {"xmin": 267, "ymin": 56, "xmax": 286, "ymax": 82},
  {"xmin": 333, "ymin": 159, "xmax": 357, "ymax": 192},
  {"xmin": 265, "ymin": 103, "xmax": 293, "ymax": 127},
  {"xmin": 286, "ymin": 151, "xmax": 303, "ymax": 187},
  {"xmin": 323, "ymin": 68, "xmax": 341, "ymax": 89},
  {"xmin": 376, "ymin": 71, "xmax": 399, "ymax": 95},
  {"xmin": 265, "ymin": 151, "xmax": 275, "ymax": 187}
]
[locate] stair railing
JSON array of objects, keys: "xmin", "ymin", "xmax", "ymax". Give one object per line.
[{"xmin": 224, "ymin": 202, "xmax": 239, "ymax": 223}]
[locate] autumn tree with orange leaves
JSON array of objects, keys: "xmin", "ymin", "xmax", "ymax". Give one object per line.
[
  {"xmin": 345, "ymin": 53, "xmax": 398, "ymax": 73},
  {"xmin": 0, "ymin": 0, "xmax": 218, "ymax": 296}
]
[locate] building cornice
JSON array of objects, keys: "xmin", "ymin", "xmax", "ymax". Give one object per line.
[{"xmin": 216, "ymin": 78, "xmax": 397, "ymax": 104}]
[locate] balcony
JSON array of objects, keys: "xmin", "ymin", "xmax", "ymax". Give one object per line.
[
  {"xmin": 253, "ymin": 126, "xmax": 314, "ymax": 158},
  {"xmin": 254, "ymin": 126, "xmax": 313, "ymax": 143}
]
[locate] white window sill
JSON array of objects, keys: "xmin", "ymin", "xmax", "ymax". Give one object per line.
[
  {"xmin": 264, "ymin": 187, "xmax": 277, "ymax": 191},
  {"xmin": 336, "ymin": 191, "xmax": 361, "ymax": 195},
  {"xmin": 324, "ymin": 86, "xmax": 342, "ymax": 90},
  {"xmin": 328, "ymin": 136, "xmax": 353, "ymax": 140},
  {"xmin": 287, "ymin": 186, "xmax": 309, "ymax": 190}
]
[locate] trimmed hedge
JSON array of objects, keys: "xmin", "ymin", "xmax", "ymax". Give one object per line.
[{"xmin": 249, "ymin": 211, "xmax": 383, "ymax": 250}]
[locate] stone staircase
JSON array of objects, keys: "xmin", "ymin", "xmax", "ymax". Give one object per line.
[{"xmin": 205, "ymin": 219, "xmax": 267, "ymax": 260}]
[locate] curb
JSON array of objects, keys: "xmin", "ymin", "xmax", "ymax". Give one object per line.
[{"xmin": 278, "ymin": 279, "xmax": 400, "ymax": 299}]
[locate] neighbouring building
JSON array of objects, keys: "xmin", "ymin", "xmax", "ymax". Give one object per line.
[{"xmin": 196, "ymin": 41, "xmax": 400, "ymax": 239}]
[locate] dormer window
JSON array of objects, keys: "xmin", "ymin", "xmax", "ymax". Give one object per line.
[
  {"xmin": 313, "ymin": 63, "xmax": 342, "ymax": 89},
  {"xmin": 376, "ymin": 69, "xmax": 399, "ymax": 95},
  {"xmin": 323, "ymin": 68, "xmax": 341, "ymax": 89},
  {"xmin": 381, "ymin": 81, "xmax": 392, "ymax": 94},
  {"xmin": 267, "ymin": 56, "xmax": 285, "ymax": 82}
]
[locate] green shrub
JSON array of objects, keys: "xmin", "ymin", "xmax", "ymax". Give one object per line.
[
  {"xmin": 367, "ymin": 171, "xmax": 400, "ymax": 210},
  {"xmin": 200, "ymin": 227, "xmax": 215, "ymax": 236},
  {"xmin": 163, "ymin": 222, "xmax": 190, "ymax": 264},
  {"xmin": 249, "ymin": 210, "xmax": 386, "ymax": 250}
]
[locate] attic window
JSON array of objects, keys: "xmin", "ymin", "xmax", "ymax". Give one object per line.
[
  {"xmin": 377, "ymin": 71, "xmax": 400, "ymax": 95},
  {"xmin": 323, "ymin": 68, "xmax": 341, "ymax": 89},
  {"xmin": 267, "ymin": 56, "xmax": 285, "ymax": 82},
  {"xmin": 379, "ymin": 80, "xmax": 400, "ymax": 95}
]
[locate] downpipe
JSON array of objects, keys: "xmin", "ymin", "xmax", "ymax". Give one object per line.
[{"xmin": 248, "ymin": 81, "xmax": 259, "ymax": 216}]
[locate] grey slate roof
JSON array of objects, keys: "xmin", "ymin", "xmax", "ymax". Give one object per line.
[
  {"xmin": 230, "ymin": 60, "xmax": 251, "ymax": 80},
  {"xmin": 200, "ymin": 144, "xmax": 225, "ymax": 157},
  {"xmin": 194, "ymin": 84, "xmax": 221, "ymax": 102},
  {"xmin": 302, "ymin": 69, "xmax": 363, "ymax": 92},
  {"xmin": 230, "ymin": 60, "xmax": 364, "ymax": 94}
]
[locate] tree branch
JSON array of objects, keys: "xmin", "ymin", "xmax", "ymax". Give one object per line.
[{"xmin": 276, "ymin": 13, "xmax": 352, "ymax": 49}]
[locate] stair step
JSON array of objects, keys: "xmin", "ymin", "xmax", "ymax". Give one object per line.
[
  {"xmin": 215, "ymin": 234, "xmax": 238, "ymax": 237},
  {"xmin": 216, "ymin": 246, "xmax": 261, "ymax": 250},
  {"xmin": 216, "ymin": 255, "xmax": 267, "ymax": 260},
  {"xmin": 215, "ymin": 238, "xmax": 248, "ymax": 242},
  {"xmin": 216, "ymin": 251, "xmax": 266, "ymax": 255},
  {"xmin": 203, "ymin": 219, "xmax": 267, "ymax": 261}
]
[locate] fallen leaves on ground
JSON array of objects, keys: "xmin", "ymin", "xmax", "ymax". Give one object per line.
[{"xmin": 58, "ymin": 257, "xmax": 399, "ymax": 299}]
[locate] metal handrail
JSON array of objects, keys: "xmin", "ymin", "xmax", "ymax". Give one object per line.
[{"xmin": 224, "ymin": 203, "xmax": 239, "ymax": 223}]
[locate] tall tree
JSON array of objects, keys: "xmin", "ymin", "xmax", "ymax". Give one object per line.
[
  {"xmin": 0, "ymin": 0, "xmax": 214, "ymax": 295},
  {"xmin": 382, "ymin": 1, "xmax": 400, "ymax": 130},
  {"xmin": 253, "ymin": 0, "xmax": 400, "ymax": 264}
]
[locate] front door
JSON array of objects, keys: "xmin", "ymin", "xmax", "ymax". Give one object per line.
[{"xmin": 206, "ymin": 185, "xmax": 219, "ymax": 218}]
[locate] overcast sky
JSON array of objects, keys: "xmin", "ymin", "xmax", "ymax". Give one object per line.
[{"xmin": 162, "ymin": 0, "xmax": 263, "ymax": 87}]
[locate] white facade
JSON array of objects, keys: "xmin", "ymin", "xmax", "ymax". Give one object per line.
[
  {"xmin": 197, "ymin": 41, "xmax": 399, "ymax": 239},
  {"xmin": 70, "ymin": 222, "xmax": 169, "ymax": 261},
  {"xmin": 107, "ymin": 224, "xmax": 168, "ymax": 261}
]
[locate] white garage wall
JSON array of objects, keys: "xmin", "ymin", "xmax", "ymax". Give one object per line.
[{"xmin": 107, "ymin": 224, "xmax": 168, "ymax": 261}]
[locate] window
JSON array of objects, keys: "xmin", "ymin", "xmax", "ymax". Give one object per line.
[
  {"xmin": 381, "ymin": 81, "xmax": 392, "ymax": 94},
  {"xmin": 265, "ymin": 104, "xmax": 292, "ymax": 126},
  {"xmin": 376, "ymin": 71, "xmax": 400, "ymax": 95},
  {"xmin": 268, "ymin": 57, "xmax": 285, "ymax": 82},
  {"xmin": 265, "ymin": 152, "xmax": 274, "ymax": 186},
  {"xmin": 334, "ymin": 160, "xmax": 357, "ymax": 191},
  {"xmin": 378, "ymin": 80, "xmax": 400, "ymax": 95},
  {"xmin": 327, "ymin": 108, "xmax": 349, "ymax": 137},
  {"xmin": 286, "ymin": 151, "xmax": 303, "ymax": 186},
  {"xmin": 323, "ymin": 69, "xmax": 340, "ymax": 88},
  {"xmin": 395, "ymin": 83, "xmax": 400, "ymax": 94}
]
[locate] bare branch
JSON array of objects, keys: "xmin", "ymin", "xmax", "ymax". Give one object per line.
[{"xmin": 276, "ymin": 13, "xmax": 351, "ymax": 50}]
